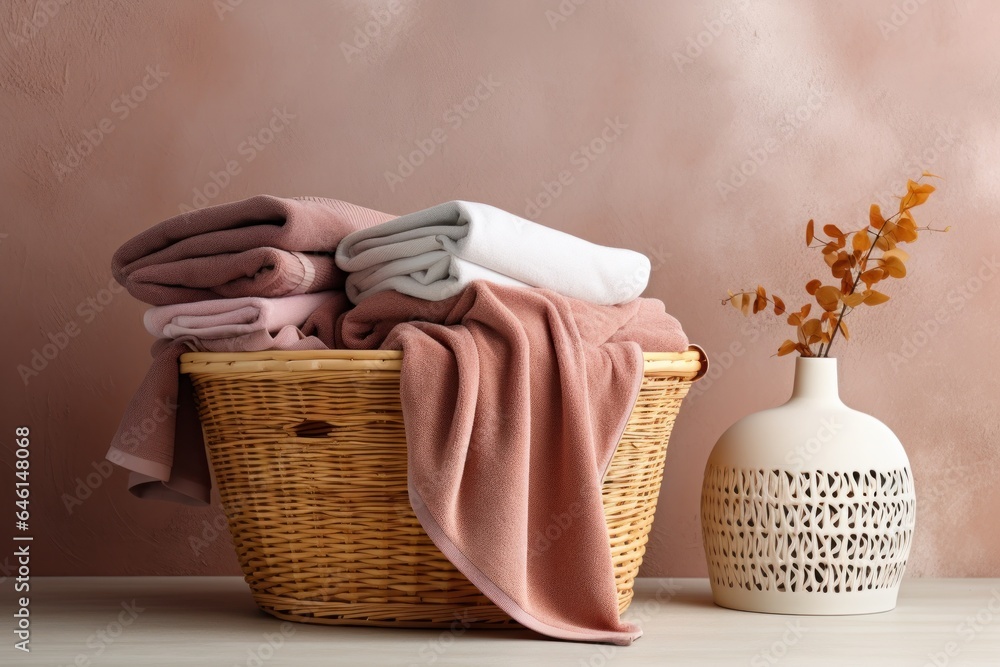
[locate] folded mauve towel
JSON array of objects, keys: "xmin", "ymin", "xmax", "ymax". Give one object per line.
[
  {"xmin": 113, "ymin": 195, "xmax": 395, "ymax": 305},
  {"xmin": 127, "ymin": 248, "xmax": 341, "ymax": 304},
  {"xmin": 338, "ymin": 281, "xmax": 688, "ymax": 645},
  {"xmin": 335, "ymin": 201, "xmax": 651, "ymax": 305},
  {"xmin": 143, "ymin": 292, "xmax": 333, "ymax": 344}
]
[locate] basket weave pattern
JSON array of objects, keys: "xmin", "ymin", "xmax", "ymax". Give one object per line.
[{"xmin": 183, "ymin": 350, "xmax": 701, "ymax": 627}]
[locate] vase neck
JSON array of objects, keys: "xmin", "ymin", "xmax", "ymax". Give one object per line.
[{"xmin": 789, "ymin": 357, "xmax": 842, "ymax": 403}]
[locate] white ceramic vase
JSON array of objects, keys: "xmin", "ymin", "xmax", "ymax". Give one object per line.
[{"xmin": 701, "ymin": 357, "xmax": 916, "ymax": 615}]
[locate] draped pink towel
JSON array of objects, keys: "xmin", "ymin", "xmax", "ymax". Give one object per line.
[
  {"xmin": 338, "ymin": 281, "xmax": 689, "ymax": 645},
  {"xmin": 112, "ymin": 196, "xmax": 395, "ymax": 305}
]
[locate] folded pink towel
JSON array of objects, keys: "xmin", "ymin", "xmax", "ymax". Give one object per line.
[
  {"xmin": 338, "ymin": 281, "xmax": 689, "ymax": 645},
  {"xmin": 143, "ymin": 292, "xmax": 332, "ymax": 346},
  {"xmin": 112, "ymin": 196, "xmax": 395, "ymax": 305}
]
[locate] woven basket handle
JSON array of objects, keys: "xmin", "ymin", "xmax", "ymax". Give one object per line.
[{"xmin": 284, "ymin": 418, "xmax": 337, "ymax": 439}]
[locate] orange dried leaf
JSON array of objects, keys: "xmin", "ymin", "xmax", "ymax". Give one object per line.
[
  {"xmin": 823, "ymin": 224, "xmax": 844, "ymax": 239},
  {"xmin": 881, "ymin": 255, "xmax": 906, "ymax": 278},
  {"xmin": 883, "ymin": 248, "xmax": 910, "ymax": 263},
  {"xmin": 741, "ymin": 292, "xmax": 751, "ymax": 316},
  {"xmin": 773, "ymin": 295, "xmax": 786, "ymax": 315},
  {"xmin": 802, "ymin": 318, "xmax": 823, "ymax": 337},
  {"xmin": 805, "ymin": 279, "xmax": 822, "ymax": 295},
  {"xmin": 800, "ymin": 303, "xmax": 812, "ymax": 318},
  {"xmin": 895, "ymin": 220, "xmax": 919, "ymax": 243},
  {"xmin": 838, "ymin": 319, "xmax": 850, "ymax": 340},
  {"xmin": 756, "ymin": 285, "xmax": 766, "ymax": 299},
  {"xmin": 815, "ymin": 285, "xmax": 842, "ymax": 312},
  {"xmin": 795, "ymin": 343, "xmax": 812, "ymax": 357},
  {"xmin": 863, "ymin": 290, "xmax": 890, "ymax": 305},
  {"xmin": 900, "ymin": 181, "xmax": 935, "ymax": 210},
  {"xmin": 843, "ymin": 292, "xmax": 866, "ymax": 308},
  {"xmin": 806, "ymin": 219, "xmax": 815, "ymax": 246},
  {"xmin": 869, "ymin": 204, "xmax": 885, "ymax": 230},
  {"xmin": 874, "ymin": 234, "xmax": 896, "ymax": 251},
  {"xmin": 860, "ymin": 267, "xmax": 884, "ymax": 288},
  {"xmin": 777, "ymin": 340, "xmax": 797, "ymax": 356},
  {"xmin": 909, "ymin": 180, "xmax": 936, "ymax": 195},
  {"xmin": 787, "ymin": 313, "xmax": 802, "ymax": 326},
  {"xmin": 753, "ymin": 294, "xmax": 766, "ymax": 314},
  {"xmin": 852, "ymin": 230, "xmax": 871, "ymax": 252}
]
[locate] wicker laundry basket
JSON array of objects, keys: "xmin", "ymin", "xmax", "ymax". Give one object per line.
[{"xmin": 179, "ymin": 347, "xmax": 705, "ymax": 628}]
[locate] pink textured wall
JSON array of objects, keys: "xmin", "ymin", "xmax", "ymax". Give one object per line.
[{"xmin": 2, "ymin": 0, "xmax": 998, "ymax": 578}]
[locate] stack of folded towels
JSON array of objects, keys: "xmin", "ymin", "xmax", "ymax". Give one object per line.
[{"xmin": 109, "ymin": 195, "xmax": 689, "ymax": 646}]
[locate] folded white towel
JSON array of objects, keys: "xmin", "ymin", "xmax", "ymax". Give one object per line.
[{"xmin": 334, "ymin": 201, "xmax": 651, "ymax": 305}]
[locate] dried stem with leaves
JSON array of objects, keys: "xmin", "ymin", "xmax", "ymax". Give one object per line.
[{"xmin": 723, "ymin": 174, "xmax": 949, "ymax": 358}]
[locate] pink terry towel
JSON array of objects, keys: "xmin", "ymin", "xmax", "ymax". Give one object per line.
[
  {"xmin": 338, "ymin": 281, "xmax": 689, "ymax": 645},
  {"xmin": 143, "ymin": 292, "xmax": 333, "ymax": 348},
  {"xmin": 112, "ymin": 196, "xmax": 395, "ymax": 305}
]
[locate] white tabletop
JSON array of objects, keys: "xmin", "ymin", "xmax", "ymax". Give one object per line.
[{"xmin": 6, "ymin": 577, "xmax": 999, "ymax": 666}]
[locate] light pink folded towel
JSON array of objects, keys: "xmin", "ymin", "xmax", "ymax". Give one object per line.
[
  {"xmin": 143, "ymin": 292, "xmax": 332, "ymax": 348},
  {"xmin": 338, "ymin": 281, "xmax": 689, "ymax": 645},
  {"xmin": 112, "ymin": 196, "xmax": 395, "ymax": 305}
]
